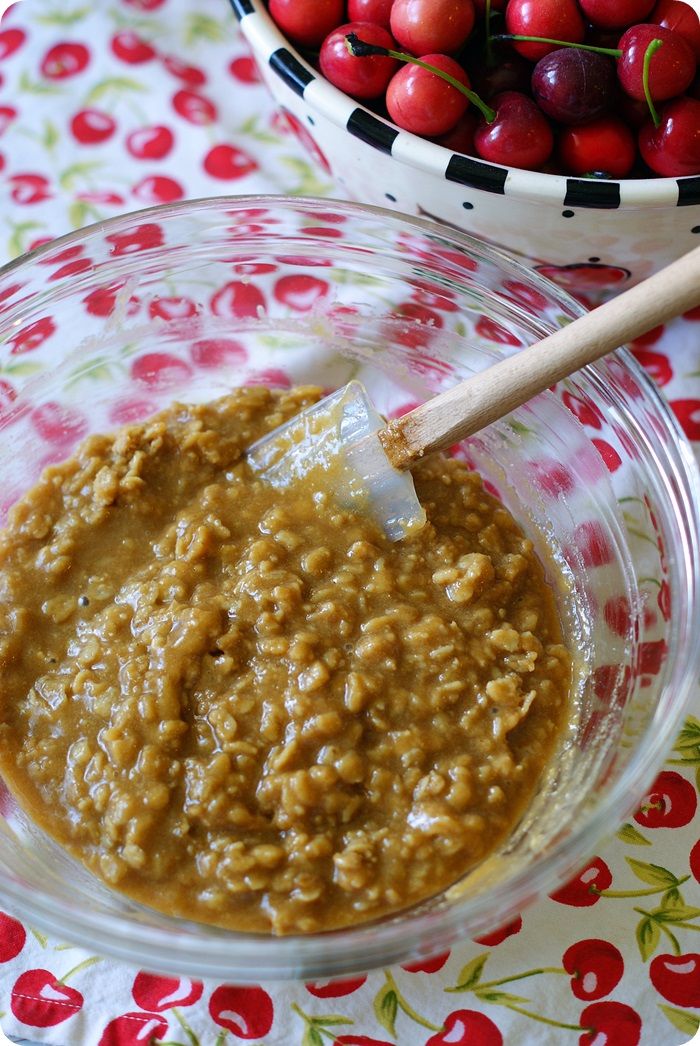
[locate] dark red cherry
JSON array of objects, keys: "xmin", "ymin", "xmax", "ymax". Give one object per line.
[
  {"xmin": 651, "ymin": 0, "xmax": 700, "ymax": 60},
  {"xmin": 579, "ymin": 0, "xmax": 655, "ymax": 29},
  {"xmin": 532, "ymin": 49, "xmax": 616, "ymax": 124},
  {"xmin": 474, "ymin": 90, "xmax": 554, "ymax": 169},
  {"xmin": 639, "ymin": 94, "xmax": 700, "ymax": 173}
]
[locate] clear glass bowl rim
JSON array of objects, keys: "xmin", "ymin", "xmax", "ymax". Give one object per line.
[{"xmin": 0, "ymin": 195, "xmax": 698, "ymax": 977}]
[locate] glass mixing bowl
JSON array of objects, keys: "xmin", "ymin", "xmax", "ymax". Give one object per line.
[{"xmin": 0, "ymin": 197, "xmax": 697, "ymax": 980}]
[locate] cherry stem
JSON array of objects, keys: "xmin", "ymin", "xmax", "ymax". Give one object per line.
[
  {"xmin": 290, "ymin": 1003, "xmax": 347, "ymax": 1043},
  {"xmin": 384, "ymin": 970, "xmax": 443, "ymax": 1032},
  {"xmin": 494, "ymin": 33, "xmax": 621, "ymax": 58},
  {"xmin": 59, "ymin": 956, "xmax": 102, "ymax": 984},
  {"xmin": 345, "ymin": 33, "xmax": 497, "ymax": 122},
  {"xmin": 172, "ymin": 1008, "xmax": 200, "ymax": 1046},
  {"xmin": 477, "ymin": 967, "xmax": 567, "ymax": 989},
  {"xmin": 642, "ymin": 38, "xmax": 664, "ymax": 127},
  {"xmin": 502, "ymin": 1003, "xmax": 585, "ymax": 1032}
]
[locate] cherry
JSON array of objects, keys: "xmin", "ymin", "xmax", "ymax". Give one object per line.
[
  {"xmin": 209, "ymin": 985, "xmax": 274, "ymax": 1039},
  {"xmin": 162, "ymin": 54, "xmax": 206, "ymax": 86},
  {"xmin": 131, "ymin": 353, "xmax": 193, "ymax": 390},
  {"xmin": 671, "ymin": 397, "xmax": 700, "ymax": 439},
  {"xmin": 148, "ymin": 296, "xmax": 198, "ymax": 320},
  {"xmin": 306, "ymin": 975, "xmax": 368, "ymax": 996},
  {"xmin": 348, "ymin": 0, "xmax": 394, "ymax": 29},
  {"xmin": 320, "ymin": 23, "xmax": 398, "ymax": 99},
  {"xmin": 532, "ymin": 50, "xmax": 615, "ymax": 124},
  {"xmin": 401, "ymin": 951, "xmax": 450, "ymax": 973},
  {"xmin": 436, "ymin": 110, "xmax": 478, "ymax": 151},
  {"xmin": 10, "ymin": 316, "xmax": 55, "ymax": 354},
  {"xmin": 71, "ymin": 109, "xmax": 116, "ymax": 144},
  {"xmin": 505, "ymin": 0, "xmax": 586, "ymax": 62},
  {"xmin": 98, "ymin": 1012, "xmax": 168, "ymax": 1046},
  {"xmin": 386, "ymin": 53, "xmax": 471, "ymax": 136},
  {"xmin": 10, "ymin": 173, "xmax": 51, "ymax": 205},
  {"xmin": 107, "ymin": 223, "xmax": 164, "ymax": 256},
  {"xmin": 126, "ymin": 125, "xmax": 174, "ymax": 159},
  {"xmin": 0, "ymin": 27, "xmax": 26, "ymax": 60},
  {"xmin": 172, "ymin": 88, "xmax": 218, "ymax": 124},
  {"xmin": 204, "ymin": 143, "xmax": 258, "ymax": 180},
  {"xmin": 131, "ymin": 972, "xmax": 203, "ymax": 1011},
  {"xmin": 559, "ymin": 115, "xmax": 636, "ymax": 176},
  {"xmin": 474, "ymin": 915, "xmax": 523, "ymax": 945},
  {"xmin": 639, "ymin": 95, "xmax": 700, "ymax": 174},
  {"xmin": 11, "ymin": 970, "xmax": 83, "ymax": 1027},
  {"xmin": 268, "ymin": 0, "xmax": 345, "ymax": 48},
  {"xmin": 634, "ymin": 769, "xmax": 697, "ymax": 827},
  {"xmin": 579, "ymin": 0, "xmax": 655, "ymax": 29},
  {"xmin": 211, "ymin": 280, "xmax": 266, "ymax": 318},
  {"xmin": 630, "ymin": 346, "xmax": 673, "ymax": 384},
  {"xmin": 475, "ymin": 91, "xmax": 554, "ymax": 169},
  {"xmin": 470, "ymin": 53, "xmax": 532, "ymax": 99},
  {"xmin": 578, "ymin": 1002, "xmax": 641, "ymax": 1046},
  {"xmin": 0, "ymin": 912, "xmax": 26, "ymax": 962},
  {"xmin": 550, "ymin": 856, "xmax": 612, "ymax": 906},
  {"xmin": 132, "ymin": 175, "xmax": 184, "ymax": 203},
  {"xmin": 562, "ymin": 939, "xmax": 624, "ymax": 1000},
  {"xmin": 657, "ymin": 578, "xmax": 671, "ymax": 619},
  {"xmin": 111, "ymin": 30, "xmax": 156, "ymax": 63},
  {"xmin": 40, "ymin": 41, "xmax": 89, "ymax": 79},
  {"xmin": 390, "ymin": 0, "xmax": 476, "ymax": 57},
  {"xmin": 603, "ymin": 595, "xmax": 631, "ymax": 636},
  {"xmin": 0, "ymin": 104, "xmax": 16, "ymax": 135},
  {"xmin": 651, "ymin": 0, "xmax": 700, "ymax": 59},
  {"xmin": 190, "ymin": 338, "xmax": 248, "ymax": 368},
  {"xmin": 229, "ymin": 55, "xmax": 261, "ymax": 82},
  {"xmin": 690, "ymin": 837, "xmax": 700, "ymax": 882},
  {"xmin": 650, "ymin": 953, "xmax": 700, "ymax": 1006},
  {"xmin": 617, "ymin": 24, "xmax": 696, "ymax": 102},
  {"xmin": 109, "ymin": 398, "xmax": 157, "ymax": 425},
  {"xmin": 31, "ymin": 403, "xmax": 88, "ymax": 446},
  {"xmin": 424, "ymin": 1010, "xmax": 503, "ymax": 1046},
  {"xmin": 274, "ymin": 273, "xmax": 330, "ymax": 311}
]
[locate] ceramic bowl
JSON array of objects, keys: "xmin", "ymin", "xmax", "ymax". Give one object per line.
[{"xmin": 230, "ymin": 0, "xmax": 700, "ymax": 296}]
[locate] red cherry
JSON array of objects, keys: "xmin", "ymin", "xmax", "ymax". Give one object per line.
[
  {"xmin": 634, "ymin": 769, "xmax": 696, "ymax": 827},
  {"xmin": 31, "ymin": 403, "xmax": 88, "ymax": 446},
  {"xmin": 132, "ymin": 973, "xmax": 203, "ymax": 1012},
  {"xmin": 126, "ymin": 125, "xmax": 174, "ymax": 160},
  {"xmin": 40, "ymin": 41, "xmax": 89, "ymax": 79},
  {"xmin": 268, "ymin": 0, "xmax": 345, "ymax": 47},
  {"xmin": 603, "ymin": 595, "xmax": 631, "ymax": 636},
  {"xmin": 0, "ymin": 379, "xmax": 18, "ymax": 422},
  {"xmin": 559, "ymin": 116, "xmax": 636, "ymax": 177},
  {"xmin": 10, "ymin": 316, "xmax": 55, "ymax": 354},
  {"xmin": 162, "ymin": 54, "xmax": 206, "ymax": 86},
  {"xmin": 77, "ymin": 189, "xmax": 125, "ymax": 206},
  {"xmin": 306, "ymin": 975, "xmax": 368, "ymax": 996},
  {"xmin": 229, "ymin": 55, "xmax": 261, "ymax": 83},
  {"xmin": 320, "ymin": 22, "xmax": 399, "ymax": 100},
  {"xmin": 124, "ymin": 0, "xmax": 166, "ymax": 7},
  {"xmin": 11, "ymin": 970, "xmax": 84, "ymax": 1027},
  {"xmin": 387, "ymin": 53, "xmax": 471, "ymax": 136},
  {"xmin": 563, "ymin": 939, "xmax": 624, "ymax": 1001},
  {"xmin": 49, "ymin": 258, "xmax": 93, "ymax": 282},
  {"xmin": 211, "ymin": 281, "xmax": 266, "ymax": 318},
  {"xmin": 172, "ymin": 88, "xmax": 218, "ymax": 124},
  {"xmin": 475, "ymin": 91, "xmax": 554, "ymax": 170},
  {"xmin": 649, "ymin": 953, "xmax": 700, "ymax": 1007},
  {"xmin": 639, "ymin": 96, "xmax": 700, "ymax": 175},
  {"xmin": 10, "ymin": 173, "xmax": 52, "ymax": 205},
  {"xmin": 690, "ymin": 837, "xmax": 700, "ymax": 881},
  {"xmin": 671, "ymin": 396, "xmax": 700, "ymax": 438},
  {"xmin": 70, "ymin": 108, "xmax": 116, "ymax": 144},
  {"xmin": 401, "ymin": 951, "xmax": 450, "ymax": 973},
  {"xmin": 0, "ymin": 27, "xmax": 26, "ymax": 60},
  {"xmin": 348, "ymin": 0, "xmax": 394, "ymax": 28},
  {"xmin": 390, "ymin": 0, "xmax": 476, "ymax": 56},
  {"xmin": 148, "ymin": 296, "xmax": 198, "ymax": 320},
  {"xmin": 592, "ymin": 437, "xmax": 623, "ymax": 472},
  {"xmin": 98, "ymin": 1011, "xmax": 169, "ymax": 1046},
  {"xmin": 111, "ymin": 30, "xmax": 156, "ymax": 63},
  {"xmin": 657, "ymin": 578, "xmax": 671, "ymax": 619},
  {"xmin": 578, "ymin": 1001, "xmax": 641, "ymax": 1046},
  {"xmin": 579, "ymin": 0, "xmax": 655, "ymax": 29},
  {"xmin": 631, "ymin": 347, "xmax": 673, "ymax": 385},
  {"xmin": 274, "ymin": 274, "xmax": 330, "ymax": 311},
  {"xmin": 529, "ymin": 458, "xmax": 576, "ymax": 496},
  {"xmin": 474, "ymin": 915, "xmax": 523, "ymax": 946},
  {"xmin": 209, "ymin": 985, "xmax": 273, "ymax": 1039},
  {"xmin": 84, "ymin": 283, "xmax": 140, "ymax": 317},
  {"xmin": 424, "ymin": 1009, "xmax": 503, "ymax": 1046},
  {"xmin": 574, "ymin": 520, "xmax": 614, "ymax": 567},
  {"xmin": 550, "ymin": 856, "xmax": 612, "ymax": 906},
  {"xmin": 278, "ymin": 107, "xmax": 332, "ymax": 172},
  {"xmin": 131, "ymin": 353, "xmax": 193, "ymax": 390},
  {"xmin": 0, "ymin": 912, "xmax": 26, "ymax": 962},
  {"xmin": 637, "ymin": 637, "xmax": 668, "ymax": 674},
  {"xmin": 436, "ymin": 110, "xmax": 478, "ymax": 153},
  {"xmin": 132, "ymin": 175, "xmax": 184, "ymax": 203},
  {"xmin": 204, "ymin": 144, "xmax": 258, "ymax": 180},
  {"xmin": 651, "ymin": 0, "xmax": 700, "ymax": 59},
  {"xmin": 109, "ymin": 398, "xmax": 156, "ymax": 425},
  {"xmin": 562, "ymin": 390, "xmax": 604, "ymax": 428},
  {"xmin": 0, "ymin": 104, "xmax": 16, "ymax": 135},
  {"xmin": 245, "ymin": 368, "xmax": 292, "ymax": 388},
  {"xmin": 618, "ymin": 24, "xmax": 696, "ymax": 102},
  {"xmin": 505, "ymin": 0, "xmax": 585, "ymax": 61},
  {"xmin": 108, "ymin": 223, "xmax": 164, "ymax": 256}
]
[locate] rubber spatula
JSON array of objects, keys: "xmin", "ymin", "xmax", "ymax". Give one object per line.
[{"xmin": 248, "ymin": 245, "xmax": 700, "ymax": 540}]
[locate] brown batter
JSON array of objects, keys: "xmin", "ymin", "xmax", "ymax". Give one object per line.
[{"xmin": 0, "ymin": 386, "xmax": 570, "ymax": 934}]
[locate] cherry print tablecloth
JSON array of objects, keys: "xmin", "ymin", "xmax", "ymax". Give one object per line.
[{"xmin": 1, "ymin": 1, "xmax": 700, "ymax": 1044}]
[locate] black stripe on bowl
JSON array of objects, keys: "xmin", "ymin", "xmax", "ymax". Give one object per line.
[
  {"xmin": 677, "ymin": 177, "xmax": 700, "ymax": 206},
  {"xmin": 347, "ymin": 110, "xmax": 398, "ymax": 154},
  {"xmin": 445, "ymin": 155, "xmax": 507, "ymax": 194},
  {"xmin": 269, "ymin": 48, "xmax": 315, "ymax": 97},
  {"xmin": 564, "ymin": 179, "xmax": 621, "ymax": 209},
  {"xmin": 228, "ymin": 0, "xmax": 255, "ymax": 17}
]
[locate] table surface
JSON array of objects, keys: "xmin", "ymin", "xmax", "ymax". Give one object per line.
[{"xmin": 1, "ymin": 2, "xmax": 700, "ymax": 1045}]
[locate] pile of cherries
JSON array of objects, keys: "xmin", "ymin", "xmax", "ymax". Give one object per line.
[{"xmin": 267, "ymin": 0, "xmax": 700, "ymax": 177}]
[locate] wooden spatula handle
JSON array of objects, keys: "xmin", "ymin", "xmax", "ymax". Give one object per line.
[{"xmin": 380, "ymin": 244, "xmax": 700, "ymax": 470}]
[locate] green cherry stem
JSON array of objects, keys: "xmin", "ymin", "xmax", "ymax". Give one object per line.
[
  {"xmin": 172, "ymin": 1008, "xmax": 200, "ymax": 1046},
  {"xmin": 385, "ymin": 970, "xmax": 443, "ymax": 1032},
  {"xmin": 478, "ymin": 967, "xmax": 568, "ymax": 989},
  {"xmin": 345, "ymin": 33, "xmax": 497, "ymax": 122},
  {"xmin": 494, "ymin": 33, "xmax": 621, "ymax": 57},
  {"xmin": 58, "ymin": 956, "xmax": 103, "ymax": 983},
  {"xmin": 593, "ymin": 875, "xmax": 689, "ymax": 899},
  {"xmin": 503, "ymin": 1003, "xmax": 585, "ymax": 1032},
  {"xmin": 643, "ymin": 38, "xmax": 664, "ymax": 127}
]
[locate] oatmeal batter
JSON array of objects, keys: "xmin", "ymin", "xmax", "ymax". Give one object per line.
[{"xmin": 0, "ymin": 386, "xmax": 570, "ymax": 934}]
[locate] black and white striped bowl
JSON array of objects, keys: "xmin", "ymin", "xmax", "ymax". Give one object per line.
[{"xmin": 230, "ymin": 0, "xmax": 700, "ymax": 295}]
